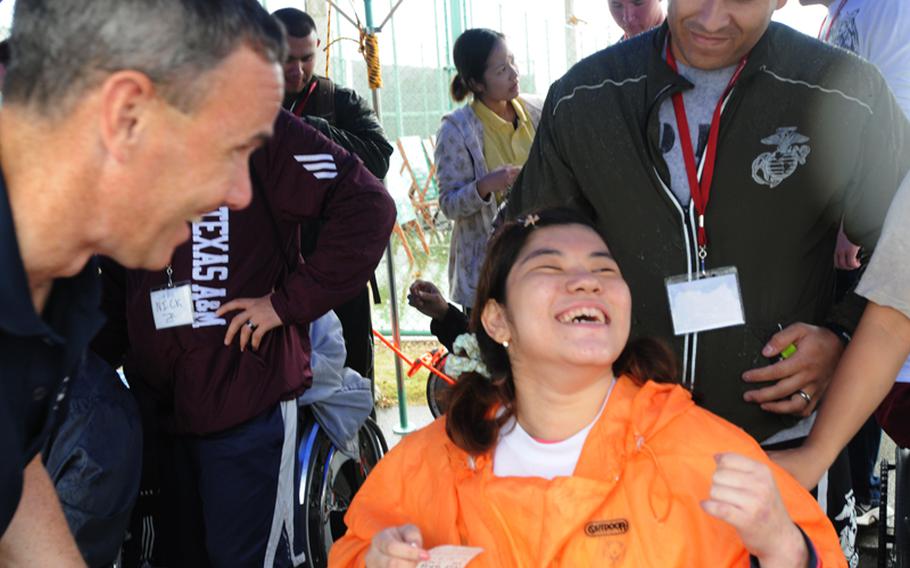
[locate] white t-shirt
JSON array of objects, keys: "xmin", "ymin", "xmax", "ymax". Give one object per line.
[
  {"xmin": 821, "ymin": 0, "xmax": 910, "ymax": 119},
  {"xmin": 657, "ymin": 62, "xmax": 738, "ymax": 206},
  {"xmin": 857, "ymin": 172, "xmax": 910, "ymax": 322},
  {"xmin": 493, "ymin": 380, "xmax": 615, "ymax": 480}
]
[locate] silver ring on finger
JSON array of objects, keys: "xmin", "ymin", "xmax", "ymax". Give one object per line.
[
  {"xmin": 246, "ymin": 320, "xmax": 258, "ymax": 331},
  {"xmin": 795, "ymin": 389, "xmax": 812, "ymax": 405}
]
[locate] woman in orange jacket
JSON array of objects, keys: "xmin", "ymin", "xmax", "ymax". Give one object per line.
[{"xmin": 330, "ymin": 208, "xmax": 845, "ymax": 568}]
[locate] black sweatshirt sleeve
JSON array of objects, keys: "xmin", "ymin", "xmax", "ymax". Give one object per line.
[
  {"xmin": 429, "ymin": 304, "xmax": 470, "ymax": 352},
  {"xmin": 300, "ymin": 86, "xmax": 393, "ymax": 179}
]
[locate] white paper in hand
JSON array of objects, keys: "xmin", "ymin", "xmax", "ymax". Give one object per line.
[{"xmin": 417, "ymin": 545, "xmax": 484, "ymax": 568}]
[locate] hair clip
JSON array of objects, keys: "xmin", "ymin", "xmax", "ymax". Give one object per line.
[
  {"xmin": 522, "ymin": 214, "xmax": 540, "ymax": 228},
  {"xmin": 446, "ymin": 333, "xmax": 491, "ymax": 380}
]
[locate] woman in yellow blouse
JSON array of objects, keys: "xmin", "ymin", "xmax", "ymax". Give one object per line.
[{"xmin": 434, "ymin": 28, "xmax": 542, "ymax": 311}]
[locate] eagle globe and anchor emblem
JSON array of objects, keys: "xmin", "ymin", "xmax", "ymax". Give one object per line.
[{"xmin": 751, "ymin": 127, "xmax": 811, "ymax": 188}]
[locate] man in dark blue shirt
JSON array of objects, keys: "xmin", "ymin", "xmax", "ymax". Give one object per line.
[
  {"xmin": 0, "ymin": 0, "xmax": 287, "ymax": 562},
  {"xmin": 0, "ymin": 178, "xmax": 106, "ymax": 562}
]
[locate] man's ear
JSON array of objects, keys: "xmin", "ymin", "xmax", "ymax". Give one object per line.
[
  {"xmin": 480, "ymin": 299, "xmax": 511, "ymax": 344},
  {"xmin": 775, "ymin": 0, "xmax": 788, "ymax": 10},
  {"xmin": 98, "ymin": 70, "xmax": 156, "ymax": 162}
]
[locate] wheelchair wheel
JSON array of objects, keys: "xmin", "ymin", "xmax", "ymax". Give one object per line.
[
  {"xmin": 425, "ymin": 352, "xmax": 452, "ymax": 418},
  {"xmin": 896, "ymin": 448, "xmax": 910, "ymax": 568},
  {"xmin": 299, "ymin": 417, "xmax": 386, "ymax": 568},
  {"xmin": 879, "ymin": 447, "xmax": 910, "ymax": 568},
  {"xmin": 359, "ymin": 416, "xmax": 388, "ymax": 464},
  {"xmin": 426, "ymin": 373, "xmax": 453, "ymax": 418},
  {"xmin": 881, "ymin": 455, "xmax": 892, "ymax": 568}
]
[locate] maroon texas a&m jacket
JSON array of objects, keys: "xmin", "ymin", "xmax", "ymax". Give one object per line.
[{"xmin": 94, "ymin": 110, "xmax": 395, "ymax": 434}]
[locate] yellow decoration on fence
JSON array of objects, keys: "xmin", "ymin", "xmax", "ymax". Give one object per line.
[
  {"xmin": 324, "ymin": 0, "xmax": 333, "ymax": 77},
  {"xmin": 361, "ymin": 31, "xmax": 383, "ymax": 90}
]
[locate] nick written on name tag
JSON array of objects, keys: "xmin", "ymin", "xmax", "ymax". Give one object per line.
[
  {"xmin": 665, "ymin": 266, "xmax": 745, "ymax": 336},
  {"xmin": 150, "ymin": 283, "xmax": 195, "ymax": 330}
]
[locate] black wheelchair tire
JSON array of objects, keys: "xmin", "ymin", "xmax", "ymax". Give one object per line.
[
  {"xmin": 426, "ymin": 373, "xmax": 452, "ymax": 418},
  {"xmin": 880, "ymin": 447, "xmax": 910, "ymax": 568},
  {"xmin": 896, "ymin": 448, "xmax": 910, "ymax": 568},
  {"xmin": 302, "ymin": 418, "xmax": 387, "ymax": 568},
  {"xmin": 882, "ymin": 455, "xmax": 891, "ymax": 568}
]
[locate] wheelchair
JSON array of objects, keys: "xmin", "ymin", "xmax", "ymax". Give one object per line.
[
  {"xmin": 879, "ymin": 447, "xmax": 910, "ymax": 568},
  {"xmin": 425, "ymin": 350, "xmax": 450, "ymax": 418},
  {"xmin": 292, "ymin": 409, "xmax": 388, "ymax": 568},
  {"xmin": 117, "ymin": 408, "xmax": 387, "ymax": 568}
]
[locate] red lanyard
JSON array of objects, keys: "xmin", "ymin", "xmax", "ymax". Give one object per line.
[
  {"xmin": 665, "ymin": 39, "xmax": 747, "ymax": 261},
  {"xmin": 818, "ymin": 0, "xmax": 848, "ymax": 41},
  {"xmin": 291, "ymin": 79, "xmax": 319, "ymax": 118},
  {"xmin": 667, "ymin": 37, "xmax": 749, "ymax": 263}
]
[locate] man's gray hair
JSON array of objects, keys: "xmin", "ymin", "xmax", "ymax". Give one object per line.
[{"xmin": 4, "ymin": 0, "xmax": 288, "ymax": 115}]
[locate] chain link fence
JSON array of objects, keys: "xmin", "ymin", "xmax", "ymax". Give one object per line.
[{"xmin": 300, "ymin": 0, "xmax": 625, "ymax": 333}]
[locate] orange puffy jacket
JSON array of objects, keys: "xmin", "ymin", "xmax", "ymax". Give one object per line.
[{"xmin": 329, "ymin": 379, "xmax": 845, "ymax": 567}]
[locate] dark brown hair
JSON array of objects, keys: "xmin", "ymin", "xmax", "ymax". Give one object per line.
[
  {"xmin": 445, "ymin": 208, "xmax": 678, "ymax": 455},
  {"xmin": 272, "ymin": 8, "xmax": 317, "ymax": 38},
  {"xmin": 450, "ymin": 28, "xmax": 504, "ymax": 103}
]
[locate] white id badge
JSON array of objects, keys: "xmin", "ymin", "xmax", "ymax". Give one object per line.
[
  {"xmin": 150, "ymin": 283, "xmax": 195, "ymax": 330},
  {"xmin": 665, "ymin": 266, "xmax": 745, "ymax": 335}
]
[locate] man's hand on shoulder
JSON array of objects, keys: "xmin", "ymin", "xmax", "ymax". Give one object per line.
[{"xmin": 741, "ymin": 323, "xmax": 845, "ymax": 417}]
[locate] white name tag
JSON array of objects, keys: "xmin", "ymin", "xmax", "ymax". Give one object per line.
[
  {"xmin": 417, "ymin": 546, "xmax": 484, "ymax": 568},
  {"xmin": 150, "ymin": 283, "xmax": 195, "ymax": 330},
  {"xmin": 665, "ymin": 266, "xmax": 745, "ymax": 335}
]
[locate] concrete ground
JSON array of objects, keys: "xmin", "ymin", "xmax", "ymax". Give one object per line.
[
  {"xmin": 375, "ymin": 404, "xmax": 436, "ymax": 449},
  {"xmin": 376, "ymin": 405, "xmax": 899, "ymax": 567}
]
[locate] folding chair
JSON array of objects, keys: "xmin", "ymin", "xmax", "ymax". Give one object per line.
[{"xmin": 396, "ymin": 136, "xmax": 441, "ymax": 236}]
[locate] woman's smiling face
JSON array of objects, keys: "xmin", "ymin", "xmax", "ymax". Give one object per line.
[{"xmin": 482, "ymin": 224, "xmax": 632, "ymax": 375}]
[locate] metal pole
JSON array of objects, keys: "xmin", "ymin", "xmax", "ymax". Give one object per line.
[
  {"xmin": 389, "ymin": 0, "xmax": 404, "ymax": 139},
  {"xmin": 377, "ymin": 0, "xmax": 407, "ymax": 32},
  {"xmin": 450, "ymin": 0, "xmax": 465, "ymax": 43},
  {"xmin": 363, "ymin": 0, "xmax": 413, "ymax": 434},
  {"xmin": 564, "ymin": 0, "xmax": 578, "ymax": 70},
  {"xmin": 442, "ymin": 0, "xmax": 453, "ymax": 114},
  {"xmin": 327, "ymin": 0, "xmax": 359, "ymax": 27},
  {"xmin": 524, "ymin": 10, "xmax": 531, "ymax": 90}
]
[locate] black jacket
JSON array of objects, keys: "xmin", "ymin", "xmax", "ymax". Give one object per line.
[
  {"xmin": 506, "ymin": 22, "xmax": 910, "ymax": 441},
  {"xmin": 287, "ymin": 76, "xmax": 393, "ymax": 179},
  {"xmin": 430, "ymin": 304, "xmax": 469, "ymax": 352}
]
